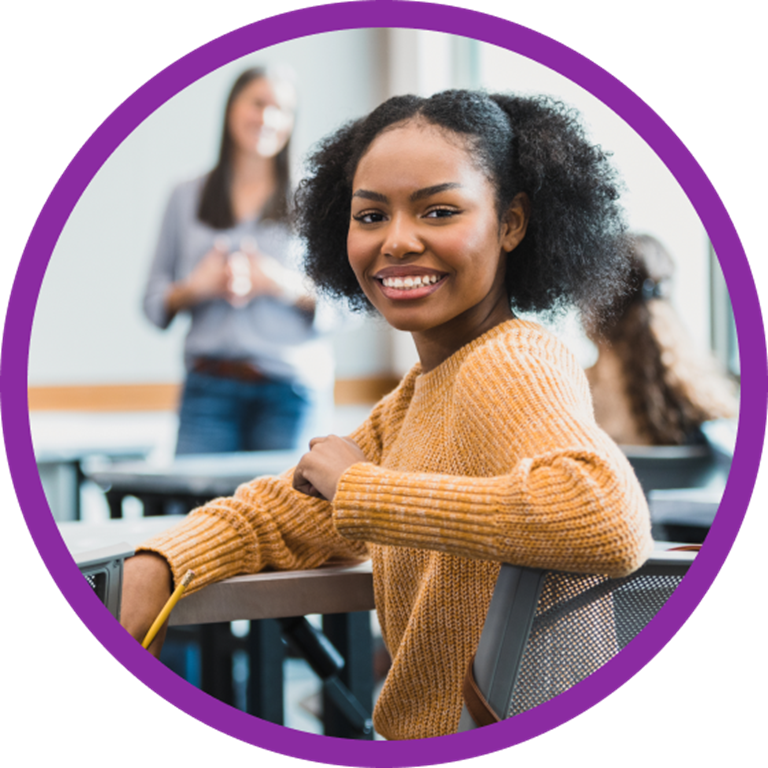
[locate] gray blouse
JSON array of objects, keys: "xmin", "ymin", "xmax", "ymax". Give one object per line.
[{"xmin": 143, "ymin": 177, "xmax": 336, "ymax": 390}]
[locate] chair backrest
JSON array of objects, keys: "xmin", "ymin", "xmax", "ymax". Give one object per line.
[{"xmin": 457, "ymin": 547, "xmax": 695, "ymax": 731}]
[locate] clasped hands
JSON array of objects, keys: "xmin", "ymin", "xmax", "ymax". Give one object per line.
[
  {"xmin": 292, "ymin": 435, "xmax": 368, "ymax": 501},
  {"xmin": 186, "ymin": 242, "xmax": 282, "ymax": 307}
]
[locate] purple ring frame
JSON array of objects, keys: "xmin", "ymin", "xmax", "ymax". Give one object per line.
[{"xmin": 3, "ymin": 2, "xmax": 765, "ymax": 766}]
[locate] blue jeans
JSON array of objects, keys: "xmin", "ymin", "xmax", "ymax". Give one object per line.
[{"xmin": 175, "ymin": 370, "xmax": 315, "ymax": 455}]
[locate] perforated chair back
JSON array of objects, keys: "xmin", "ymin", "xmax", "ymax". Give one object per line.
[{"xmin": 458, "ymin": 547, "xmax": 695, "ymax": 730}]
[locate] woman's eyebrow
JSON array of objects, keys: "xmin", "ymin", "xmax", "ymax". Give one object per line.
[
  {"xmin": 352, "ymin": 189, "xmax": 388, "ymax": 202},
  {"xmin": 410, "ymin": 182, "xmax": 461, "ymax": 202},
  {"xmin": 352, "ymin": 183, "xmax": 462, "ymax": 204}
]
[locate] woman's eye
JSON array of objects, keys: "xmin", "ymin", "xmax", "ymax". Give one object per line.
[
  {"xmin": 353, "ymin": 212, "xmax": 385, "ymax": 224},
  {"xmin": 425, "ymin": 208, "xmax": 458, "ymax": 219}
]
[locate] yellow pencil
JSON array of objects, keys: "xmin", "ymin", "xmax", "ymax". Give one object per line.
[{"xmin": 141, "ymin": 570, "xmax": 195, "ymax": 649}]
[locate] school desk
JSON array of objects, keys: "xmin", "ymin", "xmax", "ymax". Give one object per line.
[
  {"xmin": 84, "ymin": 449, "xmax": 303, "ymax": 517},
  {"xmin": 59, "ymin": 516, "xmax": 376, "ymax": 738},
  {"xmin": 32, "ymin": 410, "xmax": 174, "ymax": 521}
]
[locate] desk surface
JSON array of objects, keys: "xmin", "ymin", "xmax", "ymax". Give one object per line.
[
  {"xmin": 85, "ymin": 450, "xmax": 303, "ymax": 497},
  {"xmin": 32, "ymin": 411, "xmax": 177, "ymax": 463},
  {"xmin": 59, "ymin": 515, "xmax": 695, "ymax": 627},
  {"xmin": 649, "ymin": 486, "xmax": 722, "ymax": 527},
  {"xmin": 58, "ymin": 515, "xmax": 375, "ymax": 624},
  {"xmin": 169, "ymin": 561, "xmax": 375, "ymax": 625}
]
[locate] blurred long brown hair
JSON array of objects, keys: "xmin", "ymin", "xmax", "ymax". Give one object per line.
[
  {"xmin": 197, "ymin": 67, "xmax": 293, "ymax": 229},
  {"xmin": 595, "ymin": 234, "xmax": 737, "ymax": 445}
]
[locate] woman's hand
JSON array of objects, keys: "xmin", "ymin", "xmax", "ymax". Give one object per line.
[
  {"xmin": 249, "ymin": 252, "xmax": 282, "ymax": 297},
  {"xmin": 165, "ymin": 246, "xmax": 230, "ymax": 314},
  {"xmin": 237, "ymin": 239, "xmax": 316, "ymax": 313},
  {"xmin": 292, "ymin": 436, "xmax": 368, "ymax": 501},
  {"xmin": 120, "ymin": 552, "xmax": 174, "ymax": 658}
]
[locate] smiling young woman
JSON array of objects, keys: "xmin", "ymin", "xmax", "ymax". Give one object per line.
[
  {"xmin": 123, "ymin": 90, "xmax": 652, "ymax": 740},
  {"xmin": 347, "ymin": 120, "xmax": 528, "ymax": 372}
]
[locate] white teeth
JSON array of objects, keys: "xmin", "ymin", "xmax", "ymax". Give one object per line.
[{"xmin": 381, "ymin": 275, "xmax": 440, "ymax": 289}]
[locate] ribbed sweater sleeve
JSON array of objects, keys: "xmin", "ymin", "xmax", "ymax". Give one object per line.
[
  {"xmin": 137, "ymin": 379, "xmax": 404, "ymax": 593},
  {"xmin": 138, "ymin": 468, "xmax": 369, "ymax": 594},
  {"xmin": 332, "ymin": 330, "xmax": 652, "ymax": 577}
]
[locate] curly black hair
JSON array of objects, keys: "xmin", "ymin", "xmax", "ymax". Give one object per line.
[{"xmin": 294, "ymin": 89, "xmax": 631, "ymax": 322}]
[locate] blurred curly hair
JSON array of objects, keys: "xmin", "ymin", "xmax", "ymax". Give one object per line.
[
  {"xmin": 600, "ymin": 234, "xmax": 738, "ymax": 444},
  {"xmin": 294, "ymin": 89, "xmax": 632, "ymax": 324}
]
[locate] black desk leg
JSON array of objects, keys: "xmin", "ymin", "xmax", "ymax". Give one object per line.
[
  {"xmin": 201, "ymin": 623, "xmax": 235, "ymax": 706},
  {"xmin": 247, "ymin": 619, "xmax": 285, "ymax": 725},
  {"xmin": 106, "ymin": 491, "xmax": 166, "ymax": 518},
  {"xmin": 322, "ymin": 612, "xmax": 374, "ymax": 739},
  {"xmin": 106, "ymin": 491, "xmax": 124, "ymax": 519}
]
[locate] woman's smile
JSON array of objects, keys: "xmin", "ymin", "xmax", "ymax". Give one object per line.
[
  {"xmin": 347, "ymin": 120, "xmax": 527, "ymax": 370},
  {"xmin": 373, "ymin": 267, "xmax": 448, "ymax": 300}
]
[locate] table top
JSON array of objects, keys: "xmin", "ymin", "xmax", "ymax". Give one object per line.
[
  {"xmin": 58, "ymin": 515, "xmax": 375, "ymax": 624},
  {"xmin": 58, "ymin": 514, "xmax": 696, "ymax": 627},
  {"xmin": 170, "ymin": 560, "xmax": 375, "ymax": 625},
  {"xmin": 649, "ymin": 486, "xmax": 722, "ymax": 527},
  {"xmin": 84, "ymin": 449, "xmax": 303, "ymax": 496},
  {"xmin": 32, "ymin": 411, "xmax": 177, "ymax": 464},
  {"xmin": 59, "ymin": 515, "xmax": 189, "ymax": 552}
]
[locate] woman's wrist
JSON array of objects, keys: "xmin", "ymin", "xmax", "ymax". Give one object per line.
[
  {"xmin": 164, "ymin": 281, "xmax": 186, "ymax": 315},
  {"xmin": 121, "ymin": 551, "xmax": 174, "ymax": 655},
  {"xmin": 165, "ymin": 279, "xmax": 199, "ymax": 314}
]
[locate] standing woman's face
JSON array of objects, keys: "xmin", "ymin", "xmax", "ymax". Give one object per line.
[{"xmin": 227, "ymin": 76, "xmax": 295, "ymax": 159}]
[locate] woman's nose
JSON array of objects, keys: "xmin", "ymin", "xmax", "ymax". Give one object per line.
[{"xmin": 382, "ymin": 215, "xmax": 423, "ymax": 259}]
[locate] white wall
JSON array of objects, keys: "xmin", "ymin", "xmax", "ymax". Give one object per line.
[
  {"xmin": 28, "ymin": 29, "xmax": 718, "ymax": 387},
  {"xmin": 29, "ymin": 29, "xmax": 392, "ymax": 386}
]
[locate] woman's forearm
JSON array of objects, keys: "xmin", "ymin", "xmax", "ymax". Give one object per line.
[
  {"xmin": 164, "ymin": 279, "xmax": 198, "ymax": 316},
  {"xmin": 120, "ymin": 552, "xmax": 174, "ymax": 658}
]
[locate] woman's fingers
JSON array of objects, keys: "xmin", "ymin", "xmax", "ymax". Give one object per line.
[
  {"xmin": 292, "ymin": 469, "xmax": 326, "ymax": 499},
  {"xmin": 292, "ymin": 435, "xmax": 367, "ymax": 501}
]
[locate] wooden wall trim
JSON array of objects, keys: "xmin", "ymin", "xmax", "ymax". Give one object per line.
[
  {"xmin": 333, "ymin": 376, "xmax": 401, "ymax": 405},
  {"xmin": 27, "ymin": 376, "xmax": 403, "ymax": 411},
  {"xmin": 28, "ymin": 383, "xmax": 181, "ymax": 412}
]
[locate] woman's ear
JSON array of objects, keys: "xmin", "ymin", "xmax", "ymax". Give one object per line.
[{"xmin": 500, "ymin": 192, "xmax": 530, "ymax": 253}]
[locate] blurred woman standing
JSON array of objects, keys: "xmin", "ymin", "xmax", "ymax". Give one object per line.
[{"xmin": 144, "ymin": 67, "xmax": 334, "ymax": 455}]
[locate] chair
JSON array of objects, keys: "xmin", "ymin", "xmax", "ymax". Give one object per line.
[{"xmin": 458, "ymin": 546, "xmax": 696, "ymax": 730}]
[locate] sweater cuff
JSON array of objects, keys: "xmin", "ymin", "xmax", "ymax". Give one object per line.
[
  {"xmin": 333, "ymin": 463, "xmax": 500, "ymax": 560},
  {"xmin": 137, "ymin": 508, "xmax": 257, "ymax": 594}
]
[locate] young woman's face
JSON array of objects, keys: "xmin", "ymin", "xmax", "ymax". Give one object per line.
[
  {"xmin": 227, "ymin": 76, "xmax": 295, "ymax": 159},
  {"xmin": 348, "ymin": 121, "xmax": 525, "ymax": 339}
]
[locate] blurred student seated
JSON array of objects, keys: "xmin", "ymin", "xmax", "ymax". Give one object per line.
[{"xmin": 585, "ymin": 233, "xmax": 738, "ymax": 447}]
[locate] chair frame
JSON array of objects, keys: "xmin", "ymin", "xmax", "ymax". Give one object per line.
[{"xmin": 457, "ymin": 547, "xmax": 696, "ymax": 731}]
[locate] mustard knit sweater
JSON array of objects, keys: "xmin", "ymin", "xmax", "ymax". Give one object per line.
[{"xmin": 140, "ymin": 318, "xmax": 653, "ymax": 739}]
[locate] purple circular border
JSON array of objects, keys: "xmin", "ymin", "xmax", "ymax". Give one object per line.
[{"xmin": 3, "ymin": 2, "xmax": 765, "ymax": 766}]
